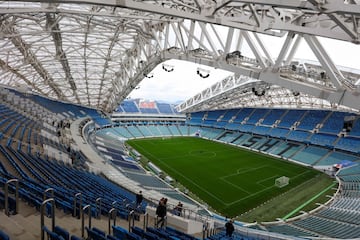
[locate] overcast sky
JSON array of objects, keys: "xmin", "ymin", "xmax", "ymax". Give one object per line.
[
  {"xmin": 129, "ymin": 35, "xmax": 360, "ymax": 104},
  {"xmin": 129, "ymin": 59, "xmax": 232, "ymax": 103}
]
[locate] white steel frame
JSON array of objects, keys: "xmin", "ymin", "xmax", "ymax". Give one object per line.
[{"xmin": 0, "ymin": 1, "xmax": 359, "ymax": 112}]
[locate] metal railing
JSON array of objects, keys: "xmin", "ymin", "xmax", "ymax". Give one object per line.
[
  {"xmin": 40, "ymin": 198, "xmax": 55, "ymax": 240},
  {"xmin": 143, "ymin": 212, "xmax": 149, "ymax": 230},
  {"xmin": 148, "ymin": 197, "xmax": 213, "ymax": 223},
  {"xmin": 128, "ymin": 210, "xmax": 135, "ymax": 231},
  {"xmin": 73, "ymin": 192, "xmax": 82, "ymax": 218},
  {"xmin": 43, "ymin": 188, "xmax": 54, "ymax": 201},
  {"xmin": 108, "ymin": 208, "xmax": 117, "ymax": 235},
  {"xmin": 96, "ymin": 197, "xmax": 102, "ymax": 219},
  {"xmin": 81, "ymin": 204, "xmax": 92, "ymax": 238},
  {"xmin": 4, "ymin": 179, "xmax": 19, "ymax": 216}
]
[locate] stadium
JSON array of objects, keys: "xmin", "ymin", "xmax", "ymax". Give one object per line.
[{"xmin": 0, "ymin": 1, "xmax": 360, "ymax": 240}]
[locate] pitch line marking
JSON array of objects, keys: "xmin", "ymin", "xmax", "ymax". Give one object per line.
[
  {"xmin": 256, "ymin": 175, "xmax": 280, "ymax": 186},
  {"xmin": 132, "ymin": 142, "xmax": 228, "ymax": 205},
  {"xmin": 236, "ymin": 165, "xmax": 270, "ymax": 175},
  {"xmin": 220, "ymin": 165, "xmax": 271, "ymax": 196},
  {"xmin": 157, "ymin": 160, "xmax": 227, "ymax": 205},
  {"xmin": 220, "ymin": 165, "xmax": 270, "ymax": 181},
  {"xmin": 227, "ymin": 170, "xmax": 313, "ymax": 206},
  {"xmin": 220, "ymin": 177, "xmax": 251, "ymax": 194},
  {"xmin": 227, "ymin": 184, "xmax": 276, "ymax": 206}
]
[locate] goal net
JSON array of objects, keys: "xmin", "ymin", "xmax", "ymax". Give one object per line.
[{"xmin": 275, "ymin": 176, "xmax": 289, "ymax": 188}]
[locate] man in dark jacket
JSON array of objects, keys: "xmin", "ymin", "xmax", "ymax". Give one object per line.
[
  {"xmin": 156, "ymin": 198, "xmax": 167, "ymax": 228},
  {"xmin": 225, "ymin": 219, "xmax": 235, "ymax": 238},
  {"xmin": 136, "ymin": 190, "xmax": 143, "ymax": 207}
]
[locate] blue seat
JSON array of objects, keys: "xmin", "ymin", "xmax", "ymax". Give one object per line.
[
  {"xmin": 106, "ymin": 235, "xmax": 121, "ymax": 240},
  {"xmin": 143, "ymin": 231, "xmax": 159, "ymax": 240},
  {"xmin": 92, "ymin": 227, "xmax": 106, "ymax": 236},
  {"xmin": 131, "ymin": 226, "xmax": 144, "ymax": 237},
  {"xmin": 146, "ymin": 227, "xmax": 170, "ymax": 239},
  {"xmin": 126, "ymin": 232, "xmax": 142, "ymax": 240},
  {"xmin": 54, "ymin": 226, "xmax": 70, "ymax": 240},
  {"xmin": 43, "ymin": 226, "xmax": 65, "ymax": 240},
  {"xmin": 112, "ymin": 226, "xmax": 128, "ymax": 240},
  {"xmin": 0, "ymin": 230, "xmax": 10, "ymax": 240},
  {"xmin": 86, "ymin": 227, "xmax": 107, "ymax": 240},
  {"xmin": 70, "ymin": 235, "xmax": 82, "ymax": 240}
]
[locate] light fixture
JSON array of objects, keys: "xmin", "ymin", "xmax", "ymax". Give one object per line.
[
  {"xmin": 162, "ymin": 64, "xmax": 174, "ymax": 72},
  {"xmin": 196, "ymin": 67, "xmax": 210, "ymax": 78},
  {"xmin": 252, "ymin": 87, "xmax": 265, "ymax": 96},
  {"xmin": 143, "ymin": 72, "xmax": 154, "ymax": 78}
]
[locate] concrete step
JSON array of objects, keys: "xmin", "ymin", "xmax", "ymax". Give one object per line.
[{"xmin": 1, "ymin": 199, "xmax": 146, "ymax": 240}]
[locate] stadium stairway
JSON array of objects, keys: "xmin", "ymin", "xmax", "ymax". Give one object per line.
[{"xmin": 0, "ymin": 196, "xmax": 154, "ymax": 240}]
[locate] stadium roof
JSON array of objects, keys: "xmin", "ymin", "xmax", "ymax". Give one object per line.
[{"xmin": 0, "ymin": 0, "xmax": 360, "ymax": 113}]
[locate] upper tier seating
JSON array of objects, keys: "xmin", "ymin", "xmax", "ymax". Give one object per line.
[
  {"xmin": 296, "ymin": 110, "xmax": 329, "ymax": 131},
  {"xmin": 261, "ymin": 109, "xmax": 287, "ymax": 126},
  {"xmin": 320, "ymin": 111, "xmax": 354, "ymax": 134},
  {"xmin": 120, "ymin": 101, "xmax": 140, "ymax": 113},
  {"xmin": 246, "ymin": 108, "xmax": 269, "ymax": 125},
  {"xmin": 277, "ymin": 110, "xmax": 305, "ymax": 129},
  {"xmin": 115, "ymin": 100, "xmax": 179, "ymax": 115}
]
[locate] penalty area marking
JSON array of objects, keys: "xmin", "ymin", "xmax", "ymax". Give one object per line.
[
  {"xmin": 188, "ymin": 150, "xmax": 217, "ymax": 158},
  {"xmin": 220, "ymin": 177, "xmax": 251, "ymax": 194},
  {"xmin": 153, "ymin": 155, "xmax": 228, "ymax": 205},
  {"xmin": 220, "ymin": 165, "xmax": 271, "ymax": 196}
]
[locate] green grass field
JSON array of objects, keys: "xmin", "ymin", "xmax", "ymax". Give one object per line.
[{"xmin": 127, "ymin": 137, "xmax": 330, "ymax": 218}]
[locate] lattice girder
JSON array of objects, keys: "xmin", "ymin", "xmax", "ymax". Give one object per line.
[{"xmin": 0, "ymin": 1, "xmax": 359, "ymax": 113}]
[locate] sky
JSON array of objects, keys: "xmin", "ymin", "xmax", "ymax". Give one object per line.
[
  {"xmin": 129, "ymin": 34, "xmax": 360, "ymax": 104},
  {"xmin": 129, "ymin": 59, "xmax": 232, "ymax": 103}
]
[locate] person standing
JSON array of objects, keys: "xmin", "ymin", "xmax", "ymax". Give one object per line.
[
  {"xmin": 135, "ymin": 190, "xmax": 143, "ymax": 207},
  {"xmin": 156, "ymin": 198, "xmax": 167, "ymax": 228},
  {"xmin": 225, "ymin": 219, "xmax": 235, "ymax": 238}
]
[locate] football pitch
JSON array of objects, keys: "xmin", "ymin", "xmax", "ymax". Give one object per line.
[{"xmin": 127, "ymin": 137, "xmax": 323, "ymax": 217}]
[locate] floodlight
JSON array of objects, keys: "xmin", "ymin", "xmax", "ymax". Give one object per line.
[
  {"xmin": 197, "ymin": 67, "xmax": 210, "ymax": 78},
  {"xmin": 162, "ymin": 64, "xmax": 174, "ymax": 72},
  {"xmin": 252, "ymin": 87, "xmax": 265, "ymax": 96},
  {"xmin": 143, "ymin": 72, "xmax": 154, "ymax": 78}
]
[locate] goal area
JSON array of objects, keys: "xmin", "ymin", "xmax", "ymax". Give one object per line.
[{"xmin": 275, "ymin": 176, "xmax": 289, "ymax": 188}]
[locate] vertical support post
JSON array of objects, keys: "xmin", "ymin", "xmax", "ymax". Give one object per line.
[
  {"xmin": 81, "ymin": 205, "xmax": 92, "ymax": 238},
  {"xmin": 40, "ymin": 198, "xmax": 55, "ymax": 240},
  {"xmin": 143, "ymin": 213, "xmax": 148, "ymax": 230},
  {"xmin": 5, "ymin": 179, "xmax": 19, "ymax": 215},
  {"xmin": 128, "ymin": 210, "xmax": 134, "ymax": 232},
  {"xmin": 73, "ymin": 193, "xmax": 82, "ymax": 217},
  {"xmin": 108, "ymin": 208, "xmax": 117, "ymax": 235},
  {"xmin": 96, "ymin": 197, "xmax": 102, "ymax": 219}
]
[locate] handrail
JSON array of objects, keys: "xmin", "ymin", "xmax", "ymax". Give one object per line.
[
  {"xmin": 143, "ymin": 212, "xmax": 149, "ymax": 230},
  {"xmin": 111, "ymin": 200, "xmax": 117, "ymax": 208},
  {"xmin": 147, "ymin": 197, "xmax": 213, "ymax": 223},
  {"xmin": 108, "ymin": 208, "xmax": 117, "ymax": 235},
  {"xmin": 40, "ymin": 198, "xmax": 55, "ymax": 240},
  {"xmin": 73, "ymin": 192, "xmax": 82, "ymax": 218},
  {"xmin": 96, "ymin": 197, "xmax": 102, "ymax": 219},
  {"xmin": 202, "ymin": 222, "xmax": 209, "ymax": 239},
  {"xmin": 43, "ymin": 188, "xmax": 54, "ymax": 201},
  {"xmin": 5, "ymin": 179, "xmax": 19, "ymax": 215},
  {"xmin": 81, "ymin": 204, "xmax": 92, "ymax": 238},
  {"xmin": 128, "ymin": 210, "xmax": 135, "ymax": 231}
]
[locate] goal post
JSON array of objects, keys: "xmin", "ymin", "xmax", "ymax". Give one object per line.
[{"xmin": 275, "ymin": 176, "xmax": 289, "ymax": 188}]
